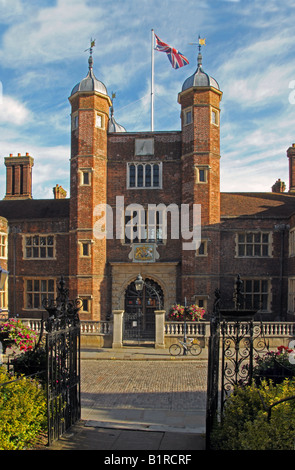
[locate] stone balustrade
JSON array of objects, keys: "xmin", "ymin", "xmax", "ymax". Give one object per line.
[{"xmin": 1, "ymin": 318, "xmax": 295, "ymax": 350}]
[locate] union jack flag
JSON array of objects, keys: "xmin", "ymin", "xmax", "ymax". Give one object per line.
[{"xmin": 154, "ymin": 33, "xmax": 189, "ymax": 69}]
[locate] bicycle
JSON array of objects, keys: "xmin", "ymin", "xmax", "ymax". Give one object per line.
[{"xmin": 169, "ymin": 337, "xmax": 202, "ymax": 356}]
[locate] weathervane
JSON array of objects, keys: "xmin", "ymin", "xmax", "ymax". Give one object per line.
[
  {"xmin": 84, "ymin": 38, "xmax": 96, "ymax": 70},
  {"xmin": 189, "ymin": 35, "xmax": 206, "ymax": 51},
  {"xmin": 84, "ymin": 38, "xmax": 96, "ymax": 54},
  {"xmin": 189, "ymin": 35, "xmax": 206, "ymax": 67},
  {"xmin": 110, "ymin": 91, "xmax": 116, "ymax": 116}
]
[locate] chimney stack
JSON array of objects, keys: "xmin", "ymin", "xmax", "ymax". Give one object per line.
[
  {"xmin": 4, "ymin": 153, "xmax": 34, "ymax": 200},
  {"xmin": 53, "ymin": 184, "xmax": 67, "ymax": 199},
  {"xmin": 287, "ymin": 144, "xmax": 295, "ymax": 193},
  {"xmin": 272, "ymin": 178, "xmax": 286, "ymax": 193}
]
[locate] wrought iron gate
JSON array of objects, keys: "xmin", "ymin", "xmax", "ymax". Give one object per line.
[
  {"xmin": 123, "ymin": 278, "xmax": 163, "ymax": 343},
  {"xmin": 206, "ymin": 278, "xmax": 268, "ymax": 449},
  {"xmin": 43, "ymin": 277, "xmax": 82, "ymax": 445}
]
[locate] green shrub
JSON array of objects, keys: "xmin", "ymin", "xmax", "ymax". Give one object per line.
[
  {"xmin": 211, "ymin": 379, "xmax": 295, "ymax": 450},
  {"xmin": 0, "ymin": 367, "xmax": 47, "ymax": 450}
]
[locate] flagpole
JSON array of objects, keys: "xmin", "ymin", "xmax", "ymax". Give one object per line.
[{"xmin": 151, "ymin": 29, "xmax": 154, "ymax": 132}]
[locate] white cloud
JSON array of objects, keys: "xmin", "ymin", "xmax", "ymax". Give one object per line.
[
  {"xmin": 0, "ymin": 95, "xmax": 31, "ymax": 125},
  {"xmin": 217, "ymin": 32, "xmax": 295, "ymax": 108},
  {"xmin": 0, "ymin": 0, "xmax": 27, "ymax": 23},
  {"xmin": 0, "ymin": 0, "xmax": 106, "ymax": 67}
]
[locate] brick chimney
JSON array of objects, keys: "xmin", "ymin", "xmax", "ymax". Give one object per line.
[
  {"xmin": 287, "ymin": 144, "xmax": 295, "ymax": 193},
  {"xmin": 53, "ymin": 184, "xmax": 67, "ymax": 199},
  {"xmin": 4, "ymin": 153, "xmax": 34, "ymax": 200},
  {"xmin": 272, "ymin": 178, "xmax": 286, "ymax": 193}
]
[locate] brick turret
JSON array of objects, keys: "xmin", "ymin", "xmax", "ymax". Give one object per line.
[
  {"xmin": 178, "ymin": 50, "xmax": 222, "ymax": 225},
  {"xmin": 68, "ymin": 47, "xmax": 112, "ymax": 320},
  {"xmin": 178, "ymin": 46, "xmax": 222, "ymax": 312}
]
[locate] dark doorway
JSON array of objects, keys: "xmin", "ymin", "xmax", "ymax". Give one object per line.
[{"xmin": 123, "ymin": 278, "xmax": 164, "ymax": 344}]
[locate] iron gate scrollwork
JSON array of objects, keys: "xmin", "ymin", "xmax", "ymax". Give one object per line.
[
  {"xmin": 220, "ymin": 320, "xmax": 267, "ymax": 409},
  {"xmin": 206, "ymin": 276, "xmax": 269, "ymax": 449},
  {"xmin": 43, "ymin": 276, "xmax": 82, "ymax": 446}
]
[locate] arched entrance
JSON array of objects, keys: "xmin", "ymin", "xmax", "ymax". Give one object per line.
[{"xmin": 123, "ymin": 278, "xmax": 164, "ymax": 344}]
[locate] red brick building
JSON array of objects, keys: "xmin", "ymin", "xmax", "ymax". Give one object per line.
[{"xmin": 1, "ymin": 48, "xmax": 295, "ymax": 336}]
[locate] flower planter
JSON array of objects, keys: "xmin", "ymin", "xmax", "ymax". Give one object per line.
[
  {"xmin": 220, "ymin": 309, "xmax": 256, "ymax": 320},
  {"xmin": 255, "ymin": 367, "xmax": 294, "ymax": 385},
  {"xmin": 254, "ymin": 346, "xmax": 295, "ymax": 385},
  {"xmin": 167, "ymin": 304, "xmax": 205, "ymax": 322},
  {"xmin": 0, "ymin": 337, "xmax": 15, "ymax": 354}
]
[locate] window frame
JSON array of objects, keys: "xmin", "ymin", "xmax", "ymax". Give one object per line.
[
  {"xmin": 23, "ymin": 234, "xmax": 55, "ymax": 260},
  {"xmin": 79, "ymin": 295, "xmax": 92, "ymax": 314},
  {"xmin": 193, "ymin": 295, "xmax": 209, "ymax": 311},
  {"xmin": 25, "ymin": 278, "xmax": 56, "ymax": 311},
  {"xmin": 210, "ymin": 106, "xmax": 219, "ymax": 126},
  {"xmin": 79, "ymin": 168, "xmax": 93, "ymax": 186},
  {"xmin": 0, "ymin": 232, "xmax": 7, "ymax": 259},
  {"xmin": 195, "ymin": 165, "xmax": 210, "ymax": 184},
  {"xmin": 289, "ymin": 228, "xmax": 295, "ymax": 257},
  {"xmin": 95, "ymin": 112, "xmax": 104, "ymax": 129},
  {"xmin": 183, "ymin": 107, "xmax": 192, "ymax": 126},
  {"xmin": 235, "ymin": 231, "xmax": 272, "ymax": 258},
  {"xmin": 241, "ymin": 278, "xmax": 270, "ymax": 312},
  {"xmin": 127, "ymin": 162, "xmax": 162, "ymax": 189},
  {"xmin": 124, "ymin": 208, "xmax": 164, "ymax": 244},
  {"xmin": 72, "ymin": 112, "xmax": 79, "ymax": 131},
  {"xmin": 196, "ymin": 240, "xmax": 208, "ymax": 257},
  {"xmin": 0, "ymin": 276, "xmax": 8, "ymax": 313},
  {"xmin": 79, "ymin": 239, "xmax": 93, "ymax": 257}
]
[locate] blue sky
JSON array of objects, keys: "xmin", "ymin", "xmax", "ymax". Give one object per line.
[{"xmin": 1, "ymin": 0, "xmax": 295, "ymax": 199}]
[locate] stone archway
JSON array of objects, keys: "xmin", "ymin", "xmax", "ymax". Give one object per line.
[{"xmin": 110, "ymin": 262, "xmax": 178, "ymax": 314}]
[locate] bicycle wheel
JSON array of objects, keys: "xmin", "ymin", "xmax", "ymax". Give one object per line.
[
  {"xmin": 169, "ymin": 344, "xmax": 182, "ymax": 356},
  {"xmin": 190, "ymin": 344, "xmax": 201, "ymax": 356}
]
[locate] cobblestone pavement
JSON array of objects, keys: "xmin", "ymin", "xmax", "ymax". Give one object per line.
[
  {"xmin": 49, "ymin": 359, "xmax": 208, "ymax": 451},
  {"xmin": 81, "ymin": 359, "xmax": 208, "ymax": 412}
]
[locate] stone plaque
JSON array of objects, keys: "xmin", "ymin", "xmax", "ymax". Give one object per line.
[{"xmin": 135, "ymin": 138, "xmax": 154, "ymax": 155}]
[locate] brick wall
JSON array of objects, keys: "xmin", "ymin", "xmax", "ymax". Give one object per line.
[
  {"xmin": 107, "ymin": 132, "xmax": 183, "ymax": 263},
  {"xmin": 220, "ymin": 216, "xmax": 290, "ymax": 319},
  {"xmin": 7, "ymin": 218, "xmax": 69, "ymax": 319}
]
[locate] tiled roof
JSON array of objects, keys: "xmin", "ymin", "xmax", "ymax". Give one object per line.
[
  {"xmin": 221, "ymin": 192, "xmax": 295, "ymax": 218},
  {"xmin": 0, "ymin": 193, "xmax": 294, "ymax": 222},
  {"xmin": 0, "ymin": 199, "xmax": 70, "ymax": 221}
]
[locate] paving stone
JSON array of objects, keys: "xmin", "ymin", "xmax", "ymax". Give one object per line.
[{"xmin": 49, "ymin": 356, "xmax": 207, "ymax": 450}]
